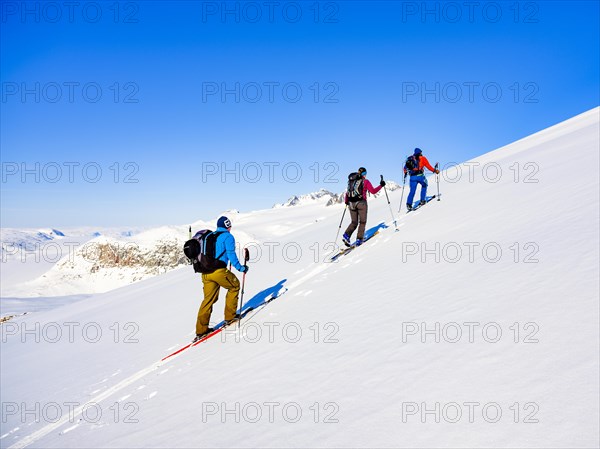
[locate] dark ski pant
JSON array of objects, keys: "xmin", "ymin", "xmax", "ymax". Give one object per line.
[
  {"xmin": 196, "ymin": 268, "xmax": 240, "ymax": 335},
  {"xmin": 407, "ymin": 175, "xmax": 428, "ymax": 206},
  {"xmin": 344, "ymin": 200, "xmax": 368, "ymax": 240}
]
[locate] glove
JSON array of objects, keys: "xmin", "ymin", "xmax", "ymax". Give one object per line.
[
  {"xmin": 379, "ymin": 179, "xmax": 386, "ymax": 187},
  {"xmin": 434, "ymin": 169, "xmax": 440, "ymax": 174},
  {"xmin": 240, "ymin": 265, "xmax": 249, "ymax": 273}
]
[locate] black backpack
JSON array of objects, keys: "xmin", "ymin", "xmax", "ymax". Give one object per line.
[
  {"xmin": 405, "ymin": 155, "xmax": 422, "ymax": 175},
  {"xmin": 347, "ymin": 172, "xmax": 365, "ymax": 202},
  {"xmin": 183, "ymin": 230, "xmax": 227, "ymax": 274}
]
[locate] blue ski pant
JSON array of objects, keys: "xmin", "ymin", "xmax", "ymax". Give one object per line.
[{"xmin": 407, "ymin": 175, "xmax": 428, "ymax": 205}]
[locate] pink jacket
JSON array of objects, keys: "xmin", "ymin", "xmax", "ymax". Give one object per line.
[{"xmin": 363, "ymin": 179, "xmax": 383, "ymax": 198}]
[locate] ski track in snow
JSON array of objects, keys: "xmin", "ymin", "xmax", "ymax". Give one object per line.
[
  {"xmin": 0, "ymin": 429, "xmax": 19, "ymax": 441},
  {"xmin": 7, "ymin": 362, "xmax": 160, "ymax": 449},
  {"xmin": 59, "ymin": 424, "xmax": 79, "ymax": 435}
]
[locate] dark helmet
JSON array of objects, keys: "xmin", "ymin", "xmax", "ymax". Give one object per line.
[
  {"xmin": 358, "ymin": 167, "xmax": 367, "ymax": 176},
  {"xmin": 414, "ymin": 148, "xmax": 422, "ymax": 156},
  {"xmin": 217, "ymin": 216, "xmax": 231, "ymax": 229}
]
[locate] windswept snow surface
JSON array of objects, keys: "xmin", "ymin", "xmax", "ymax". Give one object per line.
[{"xmin": 1, "ymin": 108, "xmax": 599, "ymax": 448}]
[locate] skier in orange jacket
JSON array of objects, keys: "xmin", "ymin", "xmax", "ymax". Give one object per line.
[{"xmin": 403, "ymin": 148, "xmax": 439, "ymax": 210}]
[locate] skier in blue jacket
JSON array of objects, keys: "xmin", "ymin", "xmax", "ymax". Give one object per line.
[{"xmin": 195, "ymin": 216, "xmax": 248, "ymax": 340}]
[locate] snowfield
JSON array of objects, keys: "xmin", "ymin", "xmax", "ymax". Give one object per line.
[{"xmin": 1, "ymin": 108, "xmax": 599, "ymax": 448}]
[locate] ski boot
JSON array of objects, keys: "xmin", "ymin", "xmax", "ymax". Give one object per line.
[
  {"xmin": 342, "ymin": 233, "xmax": 351, "ymax": 247},
  {"xmin": 193, "ymin": 328, "xmax": 214, "ymax": 342},
  {"xmin": 225, "ymin": 314, "xmax": 241, "ymax": 325}
]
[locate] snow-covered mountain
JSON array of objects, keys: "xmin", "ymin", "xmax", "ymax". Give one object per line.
[
  {"xmin": 1, "ymin": 227, "xmax": 184, "ymax": 298},
  {"xmin": 274, "ymin": 181, "xmax": 403, "ymax": 209},
  {"xmin": 273, "ymin": 188, "xmax": 343, "ymax": 208},
  {"xmin": 20, "ymin": 232, "xmax": 186, "ymax": 297},
  {"xmin": 1, "ymin": 108, "xmax": 598, "ymax": 448},
  {"xmin": 0, "ymin": 229, "xmax": 65, "ymax": 254}
]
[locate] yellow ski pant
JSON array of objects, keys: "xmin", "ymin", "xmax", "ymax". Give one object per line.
[{"xmin": 196, "ymin": 268, "xmax": 240, "ymax": 335}]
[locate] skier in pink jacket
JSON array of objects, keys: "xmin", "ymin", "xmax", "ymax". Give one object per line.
[{"xmin": 342, "ymin": 167, "xmax": 385, "ymax": 246}]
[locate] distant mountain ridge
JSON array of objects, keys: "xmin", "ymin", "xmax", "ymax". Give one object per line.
[
  {"xmin": 273, "ymin": 181, "xmax": 402, "ymax": 209},
  {"xmin": 273, "ymin": 188, "xmax": 343, "ymax": 208}
]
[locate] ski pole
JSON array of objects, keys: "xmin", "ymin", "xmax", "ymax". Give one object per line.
[
  {"xmin": 381, "ymin": 175, "xmax": 397, "ymax": 230},
  {"xmin": 239, "ymin": 247, "xmax": 250, "ymax": 330},
  {"xmin": 187, "ymin": 226, "xmax": 192, "ymax": 265},
  {"xmin": 398, "ymin": 174, "xmax": 407, "ymax": 213},
  {"xmin": 435, "ymin": 163, "xmax": 440, "ymax": 200},
  {"xmin": 334, "ymin": 204, "xmax": 348, "ymax": 244}
]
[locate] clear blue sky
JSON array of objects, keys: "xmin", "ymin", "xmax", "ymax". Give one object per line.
[{"xmin": 1, "ymin": 1, "xmax": 598, "ymax": 228}]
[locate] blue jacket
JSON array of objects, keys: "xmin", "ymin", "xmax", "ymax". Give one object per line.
[{"xmin": 213, "ymin": 227, "xmax": 243, "ymax": 271}]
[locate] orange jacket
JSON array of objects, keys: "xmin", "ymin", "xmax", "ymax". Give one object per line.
[{"xmin": 404, "ymin": 155, "xmax": 436, "ymax": 175}]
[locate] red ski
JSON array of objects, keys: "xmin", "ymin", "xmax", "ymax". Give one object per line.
[{"xmin": 161, "ymin": 288, "xmax": 287, "ymax": 362}]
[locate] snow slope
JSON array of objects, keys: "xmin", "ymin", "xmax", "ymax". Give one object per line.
[{"xmin": 1, "ymin": 108, "xmax": 598, "ymax": 448}]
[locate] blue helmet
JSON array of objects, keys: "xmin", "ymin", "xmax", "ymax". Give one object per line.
[{"xmin": 414, "ymin": 148, "xmax": 422, "ymax": 156}]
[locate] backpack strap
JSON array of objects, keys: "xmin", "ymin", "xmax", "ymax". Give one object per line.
[
  {"xmin": 414, "ymin": 155, "xmax": 423, "ymax": 174},
  {"xmin": 210, "ymin": 231, "xmax": 227, "ymax": 260}
]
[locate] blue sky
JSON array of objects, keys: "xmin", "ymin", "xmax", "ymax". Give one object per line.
[{"xmin": 1, "ymin": 1, "xmax": 598, "ymax": 228}]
